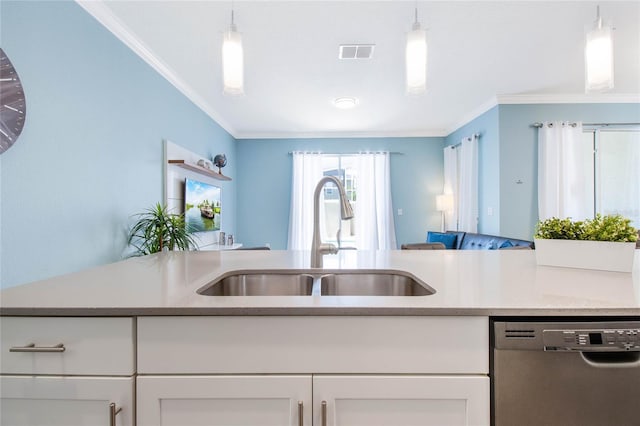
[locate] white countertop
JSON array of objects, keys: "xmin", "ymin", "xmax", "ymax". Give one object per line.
[{"xmin": 1, "ymin": 250, "xmax": 639, "ymax": 316}]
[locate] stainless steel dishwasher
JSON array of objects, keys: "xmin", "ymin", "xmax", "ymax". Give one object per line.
[{"xmin": 492, "ymin": 319, "xmax": 640, "ymax": 426}]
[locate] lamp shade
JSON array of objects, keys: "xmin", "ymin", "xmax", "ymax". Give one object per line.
[
  {"xmin": 436, "ymin": 194, "xmax": 454, "ymax": 212},
  {"xmin": 405, "ymin": 26, "xmax": 427, "ymax": 95},
  {"xmin": 585, "ymin": 16, "xmax": 614, "ymax": 92},
  {"xmin": 222, "ymin": 26, "xmax": 244, "ymax": 95}
]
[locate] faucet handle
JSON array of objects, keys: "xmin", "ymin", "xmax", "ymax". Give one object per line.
[{"xmin": 318, "ymin": 243, "xmax": 338, "ymax": 255}]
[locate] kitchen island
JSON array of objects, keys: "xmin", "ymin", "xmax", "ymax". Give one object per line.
[
  {"xmin": 1, "ymin": 250, "xmax": 638, "ymax": 426},
  {"xmin": 1, "ymin": 249, "xmax": 638, "ymax": 316}
]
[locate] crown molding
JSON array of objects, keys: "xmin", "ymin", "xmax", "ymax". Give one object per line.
[
  {"xmin": 75, "ymin": 0, "xmax": 238, "ymax": 138},
  {"xmin": 235, "ymin": 129, "xmax": 449, "ymax": 140},
  {"xmin": 445, "ymin": 96, "xmax": 499, "ymax": 136},
  {"xmin": 496, "ymin": 93, "xmax": 640, "ymax": 104}
]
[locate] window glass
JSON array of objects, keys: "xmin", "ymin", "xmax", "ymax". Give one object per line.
[
  {"xmin": 596, "ymin": 130, "xmax": 640, "ymax": 228},
  {"xmin": 583, "ymin": 129, "xmax": 640, "ymax": 229},
  {"xmin": 320, "ymin": 155, "xmax": 357, "ymax": 247}
]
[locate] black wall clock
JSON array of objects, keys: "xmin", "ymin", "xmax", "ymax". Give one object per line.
[{"xmin": 0, "ymin": 48, "xmax": 27, "ymax": 154}]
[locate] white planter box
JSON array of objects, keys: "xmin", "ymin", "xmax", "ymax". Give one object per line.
[{"xmin": 534, "ymin": 238, "xmax": 636, "ymax": 273}]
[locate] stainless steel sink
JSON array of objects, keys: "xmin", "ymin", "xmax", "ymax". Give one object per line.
[
  {"xmin": 320, "ymin": 271, "xmax": 435, "ymax": 296},
  {"xmin": 197, "ymin": 272, "xmax": 314, "ymax": 296},
  {"xmin": 197, "ymin": 270, "xmax": 435, "ymax": 296}
]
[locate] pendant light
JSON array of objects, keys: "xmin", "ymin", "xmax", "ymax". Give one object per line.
[
  {"xmin": 585, "ymin": 5, "xmax": 614, "ymax": 93},
  {"xmin": 222, "ymin": 5, "xmax": 244, "ymax": 96},
  {"xmin": 405, "ymin": 5, "xmax": 427, "ymax": 95}
]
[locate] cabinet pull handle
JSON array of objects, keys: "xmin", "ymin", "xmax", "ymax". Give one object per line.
[
  {"xmin": 109, "ymin": 403, "xmax": 122, "ymax": 426},
  {"xmin": 297, "ymin": 401, "xmax": 303, "ymax": 426},
  {"xmin": 9, "ymin": 343, "xmax": 65, "ymax": 353},
  {"xmin": 321, "ymin": 400, "xmax": 327, "ymax": 426}
]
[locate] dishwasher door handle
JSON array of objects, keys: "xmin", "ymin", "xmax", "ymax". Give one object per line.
[{"xmin": 580, "ymin": 351, "xmax": 640, "ymax": 368}]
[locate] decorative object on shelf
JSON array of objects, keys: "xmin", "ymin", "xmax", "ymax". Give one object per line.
[
  {"xmin": 0, "ymin": 48, "xmax": 27, "ymax": 154},
  {"xmin": 197, "ymin": 158, "xmax": 213, "ymax": 170},
  {"xmin": 127, "ymin": 203, "xmax": 197, "ymax": 256},
  {"xmin": 213, "ymin": 153, "xmax": 227, "ymax": 174},
  {"xmin": 534, "ymin": 214, "xmax": 637, "ymax": 272}
]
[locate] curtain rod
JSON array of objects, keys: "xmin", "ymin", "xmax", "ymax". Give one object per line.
[
  {"xmin": 449, "ymin": 133, "xmax": 481, "ymax": 149},
  {"xmin": 531, "ymin": 122, "xmax": 640, "ymax": 128},
  {"xmin": 288, "ymin": 151, "xmax": 403, "ymax": 155}
]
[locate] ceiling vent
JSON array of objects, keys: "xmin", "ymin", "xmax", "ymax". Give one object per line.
[{"xmin": 339, "ymin": 44, "xmax": 375, "ymax": 60}]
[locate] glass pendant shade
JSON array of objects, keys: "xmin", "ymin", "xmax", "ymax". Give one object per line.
[
  {"xmin": 406, "ymin": 25, "xmax": 427, "ymax": 95},
  {"xmin": 585, "ymin": 15, "xmax": 614, "ymax": 92},
  {"xmin": 222, "ymin": 25, "xmax": 244, "ymax": 96}
]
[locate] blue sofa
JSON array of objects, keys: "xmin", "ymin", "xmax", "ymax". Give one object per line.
[{"xmin": 426, "ymin": 231, "xmax": 534, "ymax": 250}]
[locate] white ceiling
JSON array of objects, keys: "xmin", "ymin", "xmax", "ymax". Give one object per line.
[{"xmin": 78, "ymin": 1, "xmax": 640, "ymax": 138}]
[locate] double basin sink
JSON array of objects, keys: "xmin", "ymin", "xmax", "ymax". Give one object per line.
[{"xmin": 197, "ymin": 270, "xmax": 435, "ymax": 297}]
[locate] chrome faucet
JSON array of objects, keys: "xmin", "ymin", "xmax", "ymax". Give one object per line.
[{"xmin": 311, "ymin": 176, "xmax": 354, "ymax": 268}]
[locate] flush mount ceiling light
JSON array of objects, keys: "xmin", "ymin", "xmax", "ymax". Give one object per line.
[
  {"xmin": 405, "ymin": 5, "xmax": 427, "ymax": 95},
  {"xmin": 334, "ymin": 97, "xmax": 359, "ymax": 109},
  {"xmin": 585, "ymin": 5, "xmax": 614, "ymax": 93},
  {"xmin": 222, "ymin": 5, "xmax": 244, "ymax": 96}
]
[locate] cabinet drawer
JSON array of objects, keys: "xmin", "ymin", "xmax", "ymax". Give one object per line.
[
  {"xmin": 138, "ymin": 316, "xmax": 488, "ymax": 374},
  {"xmin": 1, "ymin": 375, "xmax": 134, "ymax": 426},
  {"xmin": 1, "ymin": 317, "xmax": 134, "ymax": 375}
]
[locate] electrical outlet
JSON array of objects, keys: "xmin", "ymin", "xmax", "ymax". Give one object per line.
[
  {"xmin": 488, "ymin": 207, "xmax": 493, "ymax": 216},
  {"xmin": 397, "ymin": 209, "xmax": 403, "ymax": 216}
]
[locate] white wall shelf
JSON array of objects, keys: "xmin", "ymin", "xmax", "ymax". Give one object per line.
[{"xmin": 168, "ymin": 160, "xmax": 232, "ymax": 181}]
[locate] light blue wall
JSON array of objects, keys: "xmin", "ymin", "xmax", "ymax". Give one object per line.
[
  {"xmin": 236, "ymin": 137, "xmax": 445, "ymax": 249},
  {"xmin": 444, "ymin": 106, "xmax": 500, "ymax": 235},
  {"xmin": 0, "ymin": 1, "xmax": 236, "ymax": 288},
  {"xmin": 498, "ymin": 103, "xmax": 640, "ymax": 240},
  {"xmin": 443, "ymin": 103, "xmax": 640, "ymax": 241}
]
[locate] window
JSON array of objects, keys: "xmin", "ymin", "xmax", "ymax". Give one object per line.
[
  {"xmin": 581, "ymin": 128, "xmax": 640, "ymax": 228},
  {"xmin": 320, "ymin": 155, "xmax": 357, "ymax": 247},
  {"xmin": 288, "ymin": 151, "xmax": 396, "ymax": 251}
]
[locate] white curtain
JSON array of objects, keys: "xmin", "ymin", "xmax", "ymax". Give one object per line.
[
  {"xmin": 287, "ymin": 152, "xmax": 323, "ymax": 250},
  {"xmin": 458, "ymin": 136, "xmax": 479, "ymax": 232},
  {"xmin": 538, "ymin": 121, "xmax": 590, "ymax": 221},
  {"xmin": 443, "ymin": 146, "xmax": 458, "ymax": 231},
  {"xmin": 354, "ymin": 152, "xmax": 397, "ymax": 250}
]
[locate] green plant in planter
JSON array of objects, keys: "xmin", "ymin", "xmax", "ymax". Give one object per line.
[
  {"xmin": 127, "ymin": 203, "xmax": 198, "ymax": 256},
  {"xmin": 535, "ymin": 214, "xmax": 637, "ymax": 242}
]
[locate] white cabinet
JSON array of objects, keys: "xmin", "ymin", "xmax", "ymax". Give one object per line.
[
  {"xmin": 137, "ymin": 316, "xmax": 490, "ymax": 426},
  {"xmin": 314, "ymin": 375, "xmax": 489, "ymax": 426},
  {"xmin": 0, "ymin": 317, "xmax": 135, "ymax": 426},
  {"xmin": 1, "ymin": 376, "xmax": 134, "ymax": 426},
  {"xmin": 136, "ymin": 374, "xmax": 488, "ymax": 426},
  {"xmin": 137, "ymin": 375, "xmax": 312, "ymax": 426}
]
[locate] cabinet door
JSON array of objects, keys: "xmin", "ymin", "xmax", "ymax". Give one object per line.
[
  {"xmin": 313, "ymin": 375, "xmax": 489, "ymax": 426},
  {"xmin": 0, "ymin": 375, "xmax": 134, "ymax": 426},
  {"xmin": 137, "ymin": 375, "xmax": 312, "ymax": 426}
]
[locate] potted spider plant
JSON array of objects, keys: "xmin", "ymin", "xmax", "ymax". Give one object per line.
[
  {"xmin": 127, "ymin": 203, "xmax": 197, "ymax": 256},
  {"xmin": 534, "ymin": 214, "xmax": 637, "ymax": 272}
]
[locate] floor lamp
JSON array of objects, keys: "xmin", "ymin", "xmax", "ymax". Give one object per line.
[{"xmin": 436, "ymin": 194, "xmax": 454, "ymax": 232}]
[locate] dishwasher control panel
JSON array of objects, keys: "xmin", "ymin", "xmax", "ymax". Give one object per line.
[{"xmin": 543, "ymin": 328, "xmax": 640, "ymax": 351}]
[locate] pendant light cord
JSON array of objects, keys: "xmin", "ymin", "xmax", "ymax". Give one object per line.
[
  {"xmin": 413, "ymin": 2, "xmax": 421, "ymax": 30},
  {"xmin": 229, "ymin": 1, "xmax": 237, "ymax": 31}
]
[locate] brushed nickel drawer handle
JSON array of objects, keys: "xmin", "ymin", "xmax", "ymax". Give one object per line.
[
  {"xmin": 298, "ymin": 401, "xmax": 303, "ymax": 426},
  {"xmin": 321, "ymin": 400, "xmax": 327, "ymax": 426},
  {"xmin": 109, "ymin": 403, "xmax": 122, "ymax": 426},
  {"xmin": 9, "ymin": 343, "xmax": 65, "ymax": 353}
]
